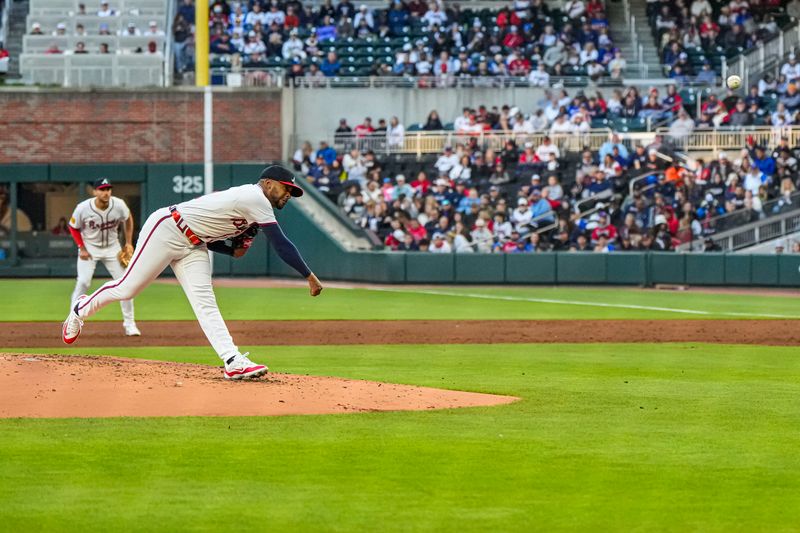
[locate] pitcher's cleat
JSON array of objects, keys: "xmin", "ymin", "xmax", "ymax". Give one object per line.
[
  {"xmin": 223, "ymin": 352, "xmax": 268, "ymax": 380},
  {"xmin": 62, "ymin": 295, "xmax": 87, "ymax": 344}
]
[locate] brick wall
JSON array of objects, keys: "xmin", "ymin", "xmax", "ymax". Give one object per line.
[{"xmin": 0, "ymin": 89, "xmax": 281, "ymax": 163}]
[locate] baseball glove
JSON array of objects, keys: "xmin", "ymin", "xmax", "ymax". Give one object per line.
[
  {"xmin": 231, "ymin": 224, "xmax": 259, "ymax": 257},
  {"xmin": 118, "ymin": 247, "xmax": 133, "ymax": 268}
]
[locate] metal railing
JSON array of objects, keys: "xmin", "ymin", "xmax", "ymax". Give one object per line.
[
  {"xmin": 679, "ymin": 208, "xmax": 800, "ymax": 252},
  {"xmin": 0, "ymin": 0, "xmax": 12, "ymax": 49},
  {"xmin": 725, "ymin": 20, "xmax": 800, "ymax": 91},
  {"xmin": 678, "ymin": 191, "xmax": 800, "ymax": 251},
  {"xmin": 20, "ymin": 53, "xmax": 164, "ymax": 86},
  {"xmin": 163, "ymin": 0, "xmax": 175, "ymax": 86},
  {"xmin": 328, "ymin": 129, "xmax": 615, "ymax": 157},
  {"xmin": 210, "ymin": 70, "xmax": 629, "ymax": 89},
  {"xmin": 656, "ymin": 126, "xmax": 800, "ymax": 153},
  {"xmin": 535, "ymin": 202, "xmax": 608, "ymax": 237},
  {"xmin": 319, "ymin": 127, "xmax": 800, "ymax": 157},
  {"xmin": 628, "ymin": 170, "xmax": 667, "ymax": 198}
]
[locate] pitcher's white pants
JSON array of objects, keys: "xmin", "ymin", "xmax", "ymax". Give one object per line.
[
  {"xmin": 75, "ymin": 207, "xmax": 239, "ymax": 361},
  {"xmin": 71, "ymin": 249, "xmax": 135, "ymax": 327}
]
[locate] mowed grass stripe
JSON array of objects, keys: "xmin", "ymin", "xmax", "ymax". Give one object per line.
[
  {"xmin": 1, "ymin": 343, "xmax": 800, "ymax": 530},
  {"xmin": 1, "ymin": 280, "xmax": 799, "ymax": 321}
]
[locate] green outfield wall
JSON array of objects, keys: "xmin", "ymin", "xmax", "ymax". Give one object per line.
[{"xmin": 1, "ymin": 164, "xmax": 799, "ymax": 287}]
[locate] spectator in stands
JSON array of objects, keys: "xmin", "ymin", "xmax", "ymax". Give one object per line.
[
  {"xmin": 73, "ymin": 41, "xmax": 89, "ymax": 55},
  {"xmin": 386, "ymin": 116, "xmax": 405, "ymax": 149},
  {"xmin": 343, "ymin": 148, "xmax": 368, "ymax": 185},
  {"xmin": 74, "ymin": 23, "xmax": 88, "ymax": 37},
  {"xmin": 120, "ymin": 22, "xmax": 141, "ymax": 36},
  {"xmin": 0, "ymin": 188, "xmax": 33, "ymax": 237},
  {"xmin": 0, "ymin": 46, "xmax": 8, "ymax": 73},
  {"xmin": 145, "ymin": 21, "xmax": 165, "ymax": 37},
  {"xmin": 178, "ymin": 0, "xmax": 194, "ymax": 22},
  {"xmin": 353, "ymin": 117, "xmax": 375, "ymax": 139},
  {"xmin": 728, "ymin": 99, "xmax": 753, "ymax": 127},
  {"xmin": 423, "ymin": 3, "xmax": 448, "ymax": 27},
  {"xmin": 30, "ymin": 23, "xmax": 44, "ymax": 35},
  {"xmin": 780, "ymin": 53, "xmax": 800, "ymax": 82},
  {"xmin": 99, "ymin": 42, "xmax": 111, "ymax": 54},
  {"xmin": 528, "ymin": 63, "xmax": 549, "ymax": 87},
  {"xmin": 353, "ymin": 4, "xmax": 374, "ymax": 29},
  {"xmin": 45, "ymin": 42, "xmax": 63, "ymax": 54},
  {"xmin": 211, "ymin": 32, "xmax": 236, "ymax": 55},
  {"xmin": 435, "ymin": 146, "xmax": 459, "ymax": 175},
  {"xmin": 669, "ymin": 109, "xmax": 695, "ymax": 140},
  {"xmin": 608, "ymin": 50, "xmax": 626, "ymax": 78},
  {"xmin": 52, "ymin": 217, "xmax": 71, "ymax": 236},
  {"xmin": 599, "ymin": 133, "xmax": 628, "ymax": 161},
  {"xmin": 243, "ymin": 31, "xmax": 266, "ymax": 59},
  {"xmin": 244, "ymin": 3, "xmax": 264, "ymax": 28},
  {"xmin": 97, "ymin": 0, "xmax": 115, "ymax": 17},
  {"xmin": 265, "ymin": 3, "xmax": 286, "ymax": 27},
  {"xmin": 429, "ymin": 232, "xmax": 452, "ymax": 253},
  {"xmin": 695, "ymin": 61, "xmax": 716, "ymax": 85},
  {"xmin": 172, "ymin": 14, "xmax": 192, "ymax": 74},
  {"xmin": 282, "ymin": 29, "xmax": 306, "ymax": 60},
  {"xmin": 334, "ymin": 119, "xmax": 353, "ymax": 145},
  {"xmin": 320, "ymin": 51, "xmax": 341, "ymax": 76},
  {"xmin": 52, "ymin": 23, "xmax": 67, "ymax": 36}
]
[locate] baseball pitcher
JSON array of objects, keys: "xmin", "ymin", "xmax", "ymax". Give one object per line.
[
  {"xmin": 62, "ymin": 165, "xmax": 323, "ymax": 380},
  {"xmin": 68, "ymin": 178, "xmax": 140, "ymax": 336}
]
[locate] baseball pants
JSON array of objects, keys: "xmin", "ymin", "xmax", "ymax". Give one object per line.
[
  {"xmin": 75, "ymin": 207, "xmax": 240, "ymax": 361},
  {"xmin": 71, "ymin": 250, "xmax": 135, "ymax": 328}
]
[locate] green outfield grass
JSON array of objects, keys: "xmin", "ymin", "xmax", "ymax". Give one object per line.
[
  {"xmin": 1, "ymin": 343, "xmax": 800, "ymax": 531},
  {"xmin": 0, "ymin": 279, "xmax": 798, "ymax": 321}
]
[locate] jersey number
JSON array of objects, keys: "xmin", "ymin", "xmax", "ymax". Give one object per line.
[{"xmin": 172, "ymin": 176, "xmax": 204, "ymax": 194}]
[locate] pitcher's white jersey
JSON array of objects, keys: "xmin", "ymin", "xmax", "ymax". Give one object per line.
[
  {"xmin": 175, "ymin": 184, "xmax": 277, "ymax": 241},
  {"xmin": 69, "ymin": 196, "xmax": 130, "ymax": 256}
]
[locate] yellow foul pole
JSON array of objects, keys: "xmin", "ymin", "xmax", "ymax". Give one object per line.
[{"xmin": 195, "ymin": 1, "xmax": 209, "ymax": 86}]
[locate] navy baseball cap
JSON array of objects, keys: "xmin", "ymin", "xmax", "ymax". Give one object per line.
[
  {"xmin": 93, "ymin": 178, "xmax": 112, "ymax": 190},
  {"xmin": 260, "ymin": 165, "xmax": 304, "ymax": 197}
]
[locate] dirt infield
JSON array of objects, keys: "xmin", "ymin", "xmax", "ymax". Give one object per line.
[
  {"xmin": 0, "ymin": 354, "xmax": 517, "ymax": 418},
  {"xmin": 1, "ymin": 319, "xmax": 799, "ymax": 347}
]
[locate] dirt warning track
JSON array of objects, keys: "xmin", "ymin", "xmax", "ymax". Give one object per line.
[{"xmin": 1, "ymin": 320, "xmax": 799, "ymax": 347}]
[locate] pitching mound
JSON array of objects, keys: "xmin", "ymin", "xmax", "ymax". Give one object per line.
[{"xmin": 0, "ymin": 354, "xmax": 517, "ymax": 418}]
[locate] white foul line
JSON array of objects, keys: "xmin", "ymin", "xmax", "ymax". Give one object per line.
[{"xmin": 362, "ymin": 288, "xmax": 800, "ymax": 319}]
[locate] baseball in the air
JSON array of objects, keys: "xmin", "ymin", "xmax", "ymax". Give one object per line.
[{"xmin": 726, "ymin": 75, "xmax": 742, "ymax": 90}]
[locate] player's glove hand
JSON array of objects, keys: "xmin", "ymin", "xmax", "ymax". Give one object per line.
[
  {"xmin": 231, "ymin": 224, "xmax": 259, "ymax": 258},
  {"xmin": 117, "ymin": 246, "xmax": 133, "ymax": 268}
]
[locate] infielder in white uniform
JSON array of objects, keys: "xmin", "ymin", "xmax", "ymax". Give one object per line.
[
  {"xmin": 68, "ymin": 178, "xmax": 140, "ymax": 336},
  {"xmin": 62, "ymin": 166, "xmax": 323, "ymax": 380}
]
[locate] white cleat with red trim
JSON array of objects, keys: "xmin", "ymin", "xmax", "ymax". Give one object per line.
[
  {"xmin": 223, "ymin": 352, "xmax": 268, "ymax": 380},
  {"xmin": 62, "ymin": 295, "xmax": 87, "ymax": 344}
]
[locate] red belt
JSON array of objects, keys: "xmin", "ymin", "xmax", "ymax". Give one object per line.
[{"xmin": 169, "ymin": 206, "xmax": 202, "ymax": 246}]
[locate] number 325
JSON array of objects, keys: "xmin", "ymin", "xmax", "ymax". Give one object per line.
[{"xmin": 172, "ymin": 176, "xmax": 204, "ymax": 194}]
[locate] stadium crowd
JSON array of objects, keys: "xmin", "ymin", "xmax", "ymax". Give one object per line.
[
  {"xmin": 327, "ymin": 84, "xmax": 702, "ymax": 139},
  {"xmin": 295, "ymin": 99, "xmax": 800, "ymax": 253},
  {"xmin": 192, "ymin": 0, "xmax": 630, "ymax": 81},
  {"xmin": 24, "ymin": 2, "xmax": 167, "ymax": 55},
  {"xmin": 647, "ymin": 0, "xmax": 787, "ymax": 79}
]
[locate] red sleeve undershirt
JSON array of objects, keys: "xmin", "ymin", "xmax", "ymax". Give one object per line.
[{"xmin": 68, "ymin": 226, "xmax": 85, "ymax": 248}]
